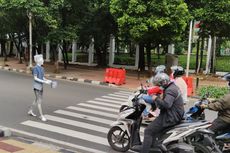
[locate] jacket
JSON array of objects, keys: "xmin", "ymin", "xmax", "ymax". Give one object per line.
[
  {"xmin": 155, "ymin": 82, "xmax": 185, "ymax": 127},
  {"xmin": 208, "ymin": 93, "xmax": 230, "ymax": 123}
]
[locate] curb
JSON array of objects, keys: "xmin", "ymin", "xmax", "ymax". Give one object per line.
[
  {"xmin": 0, "ymin": 66, "xmax": 118, "ymax": 88},
  {"xmin": 0, "ymin": 126, "xmax": 11, "ymax": 137}
]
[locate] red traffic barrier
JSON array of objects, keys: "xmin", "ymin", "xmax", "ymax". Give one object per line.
[
  {"xmin": 182, "ymin": 76, "xmax": 194, "ymax": 96},
  {"xmin": 104, "ymin": 68, "xmax": 126, "ymax": 85}
]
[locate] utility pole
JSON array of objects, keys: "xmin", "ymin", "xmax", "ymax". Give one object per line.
[
  {"xmin": 28, "ymin": 12, "xmax": 33, "ymax": 69},
  {"xmin": 186, "ymin": 20, "xmax": 193, "ymax": 77}
]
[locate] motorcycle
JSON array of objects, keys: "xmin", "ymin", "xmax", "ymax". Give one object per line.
[
  {"xmin": 108, "ymin": 91, "xmax": 220, "ymax": 153},
  {"xmin": 119, "ymin": 82, "xmax": 162, "ymax": 125}
]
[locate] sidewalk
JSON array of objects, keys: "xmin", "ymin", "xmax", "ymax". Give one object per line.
[
  {"xmin": 0, "ymin": 57, "xmax": 227, "ymax": 90},
  {"xmin": 0, "ymin": 58, "xmax": 151, "ymax": 90},
  {"xmin": 0, "ymin": 136, "xmax": 74, "ymax": 153}
]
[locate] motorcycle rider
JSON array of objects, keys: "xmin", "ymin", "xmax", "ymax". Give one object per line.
[
  {"xmin": 200, "ymin": 72, "xmax": 230, "ymax": 135},
  {"xmin": 140, "ymin": 73, "xmax": 185, "ymax": 153}
]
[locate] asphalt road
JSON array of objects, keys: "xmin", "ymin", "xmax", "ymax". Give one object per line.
[
  {"xmin": 0, "ymin": 69, "xmax": 136, "ymax": 153},
  {"xmin": 0, "ymin": 69, "xmax": 218, "ymax": 153}
]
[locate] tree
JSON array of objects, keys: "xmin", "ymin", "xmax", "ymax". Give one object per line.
[
  {"xmin": 186, "ymin": 0, "xmax": 230, "ymax": 74},
  {"xmin": 110, "ymin": 0, "xmax": 190, "ymax": 71}
]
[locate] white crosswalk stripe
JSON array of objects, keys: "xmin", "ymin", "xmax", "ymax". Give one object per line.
[
  {"xmin": 107, "ymin": 93, "xmax": 129, "ymax": 98},
  {"xmin": 113, "ymin": 92, "xmax": 133, "ymax": 96},
  {"xmin": 67, "ymin": 106, "xmax": 118, "ymax": 118},
  {"xmin": 21, "ymin": 120, "xmax": 109, "ymax": 146},
  {"xmin": 78, "ymin": 103, "xmax": 119, "ymax": 113},
  {"xmin": 95, "ymin": 98, "xmax": 125, "ymax": 104},
  {"xmin": 20, "ymin": 90, "xmax": 145, "ymax": 153},
  {"xmin": 87, "ymin": 100, "xmax": 120, "ymax": 108},
  {"xmin": 117, "ymin": 90, "xmax": 133, "ymax": 94},
  {"xmin": 54, "ymin": 110, "xmax": 114, "ymax": 125},
  {"xmin": 44, "ymin": 115, "xmax": 109, "ymax": 133},
  {"xmin": 102, "ymin": 95, "xmax": 127, "ymax": 101}
]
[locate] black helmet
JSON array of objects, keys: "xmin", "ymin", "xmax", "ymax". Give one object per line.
[
  {"xmin": 171, "ymin": 66, "xmax": 185, "ymax": 78},
  {"xmin": 222, "ymin": 72, "xmax": 230, "ymax": 82}
]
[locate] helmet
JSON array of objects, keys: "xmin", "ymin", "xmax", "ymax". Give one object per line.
[
  {"xmin": 171, "ymin": 66, "xmax": 185, "ymax": 78},
  {"xmin": 222, "ymin": 72, "xmax": 230, "ymax": 82},
  {"xmin": 152, "ymin": 73, "xmax": 170, "ymax": 88},
  {"xmin": 154, "ymin": 65, "xmax": 166, "ymax": 75}
]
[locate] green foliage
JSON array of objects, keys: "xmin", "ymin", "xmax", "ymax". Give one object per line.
[
  {"xmin": 197, "ymin": 86, "xmax": 229, "ymax": 99},
  {"xmin": 186, "ymin": 0, "xmax": 230, "ymax": 37},
  {"xmin": 110, "ymin": 0, "xmax": 190, "ymax": 43},
  {"xmin": 114, "ymin": 55, "xmax": 135, "ymax": 65}
]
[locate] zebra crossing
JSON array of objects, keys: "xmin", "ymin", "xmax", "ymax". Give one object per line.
[{"xmin": 19, "ymin": 90, "xmax": 145, "ymax": 153}]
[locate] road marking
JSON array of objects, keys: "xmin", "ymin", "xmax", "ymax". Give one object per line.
[
  {"xmin": 102, "ymin": 96, "xmax": 127, "ymax": 101},
  {"xmin": 78, "ymin": 103, "xmax": 118, "ymax": 113},
  {"xmin": 87, "ymin": 100, "xmax": 120, "ymax": 108},
  {"xmin": 21, "ymin": 120, "xmax": 108, "ymax": 146},
  {"xmin": 67, "ymin": 106, "xmax": 118, "ymax": 118},
  {"xmin": 117, "ymin": 91, "xmax": 133, "ymax": 94},
  {"xmin": 10, "ymin": 127, "xmax": 107, "ymax": 153},
  {"xmin": 54, "ymin": 110, "xmax": 114, "ymax": 125},
  {"xmin": 95, "ymin": 98, "xmax": 124, "ymax": 104},
  {"xmin": 44, "ymin": 115, "xmax": 109, "ymax": 133},
  {"xmin": 113, "ymin": 92, "xmax": 132, "ymax": 96},
  {"xmin": 107, "ymin": 94, "xmax": 128, "ymax": 98}
]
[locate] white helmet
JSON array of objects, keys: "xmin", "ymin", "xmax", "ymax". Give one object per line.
[
  {"xmin": 152, "ymin": 73, "xmax": 170, "ymax": 88},
  {"xmin": 155, "ymin": 65, "xmax": 166, "ymax": 75}
]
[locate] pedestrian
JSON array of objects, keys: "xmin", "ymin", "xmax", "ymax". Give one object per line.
[
  {"xmin": 140, "ymin": 73, "xmax": 184, "ymax": 153},
  {"xmin": 28, "ymin": 54, "xmax": 52, "ymax": 122}
]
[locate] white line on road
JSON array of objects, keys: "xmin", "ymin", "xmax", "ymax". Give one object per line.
[
  {"xmin": 54, "ymin": 110, "xmax": 114, "ymax": 125},
  {"xmin": 113, "ymin": 92, "xmax": 133, "ymax": 96},
  {"xmin": 107, "ymin": 94, "xmax": 129, "ymax": 98},
  {"xmin": 67, "ymin": 106, "xmax": 118, "ymax": 118},
  {"xmin": 95, "ymin": 98, "xmax": 125, "ymax": 104},
  {"xmin": 117, "ymin": 91, "xmax": 133, "ymax": 94},
  {"xmin": 21, "ymin": 120, "xmax": 108, "ymax": 146},
  {"xmin": 44, "ymin": 115, "xmax": 109, "ymax": 133},
  {"xmin": 87, "ymin": 100, "xmax": 120, "ymax": 108},
  {"xmin": 102, "ymin": 96, "xmax": 127, "ymax": 101},
  {"xmin": 78, "ymin": 103, "xmax": 118, "ymax": 113},
  {"xmin": 10, "ymin": 127, "xmax": 107, "ymax": 153}
]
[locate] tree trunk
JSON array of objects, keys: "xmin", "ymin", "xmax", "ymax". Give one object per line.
[
  {"xmin": 210, "ymin": 36, "xmax": 216, "ymax": 74},
  {"xmin": 9, "ymin": 41, "xmax": 14, "ymax": 57},
  {"xmin": 62, "ymin": 40, "xmax": 69, "ymax": 70},
  {"xmin": 54, "ymin": 44, "xmax": 60, "ymax": 73},
  {"xmin": 146, "ymin": 42, "xmax": 152, "ymax": 76},
  {"xmin": 138, "ymin": 43, "xmax": 145, "ymax": 71},
  {"xmin": 0, "ymin": 39, "xmax": 7, "ymax": 62},
  {"xmin": 195, "ymin": 39, "xmax": 200, "ymax": 73},
  {"xmin": 199, "ymin": 37, "xmax": 204, "ymax": 73}
]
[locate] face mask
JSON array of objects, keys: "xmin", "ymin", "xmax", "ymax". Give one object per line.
[{"xmin": 34, "ymin": 55, "xmax": 44, "ymax": 66}]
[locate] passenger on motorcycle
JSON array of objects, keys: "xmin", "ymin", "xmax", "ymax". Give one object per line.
[
  {"xmin": 142, "ymin": 65, "xmax": 165, "ymax": 120},
  {"xmin": 170, "ymin": 66, "xmax": 188, "ymax": 104},
  {"xmin": 140, "ymin": 73, "xmax": 185, "ymax": 153},
  {"xmin": 200, "ymin": 72, "xmax": 230, "ymax": 135}
]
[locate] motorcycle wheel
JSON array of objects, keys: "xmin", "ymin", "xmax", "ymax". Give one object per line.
[
  {"xmin": 193, "ymin": 143, "xmax": 212, "ymax": 153},
  {"xmin": 107, "ymin": 126, "xmax": 130, "ymax": 152}
]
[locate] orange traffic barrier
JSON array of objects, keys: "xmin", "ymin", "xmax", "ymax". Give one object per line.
[
  {"xmin": 182, "ymin": 76, "xmax": 194, "ymax": 96},
  {"xmin": 104, "ymin": 68, "xmax": 126, "ymax": 85}
]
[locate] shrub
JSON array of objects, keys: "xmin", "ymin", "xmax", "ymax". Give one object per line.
[{"xmin": 197, "ymin": 86, "xmax": 229, "ymax": 99}]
